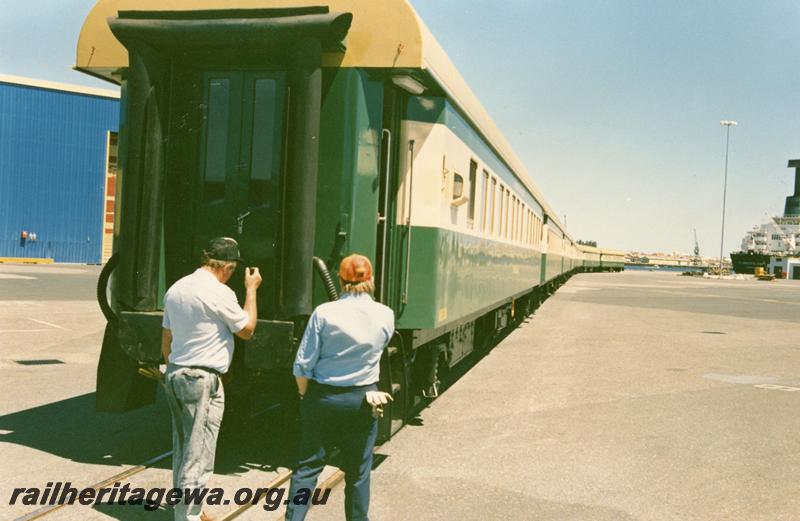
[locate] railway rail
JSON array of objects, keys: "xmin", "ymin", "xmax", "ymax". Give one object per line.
[
  {"xmin": 12, "ymin": 450, "xmax": 173, "ymax": 521},
  {"xmin": 11, "ymin": 445, "xmax": 361, "ymax": 521}
]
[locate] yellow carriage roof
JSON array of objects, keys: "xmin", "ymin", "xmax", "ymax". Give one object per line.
[
  {"xmin": 77, "ymin": 0, "xmax": 570, "ymax": 239},
  {"xmin": 578, "ymin": 244, "xmax": 627, "ymax": 256},
  {"xmin": 577, "ymin": 244, "xmax": 601, "ymax": 255}
]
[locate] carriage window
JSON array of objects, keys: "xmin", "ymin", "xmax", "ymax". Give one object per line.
[
  {"xmin": 507, "ymin": 188, "xmax": 514, "ymax": 239},
  {"xmin": 510, "ymin": 196, "xmax": 515, "ymax": 240},
  {"xmin": 522, "ymin": 207, "xmax": 527, "ymax": 244},
  {"xmin": 525, "ymin": 210, "xmax": 529, "ymax": 244},
  {"xmin": 490, "ymin": 177, "xmax": 497, "ymax": 235},
  {"xmin": 524, "ymin": 208, "xmax": 528, "ymax": 243},
  {"xmin": 511, "ymin": 196, "xmax": 517, "ymax": 241},
  {"xmin": 453, "ymin": 173, "xmax": 464, "ymax": 199},
  {"xmin": 498, "ymin": 184, "xmax": 505, "ymax": 236},
  {"xmin": 505, "ymin": 189, "xmax": 511, "ymax": 238},
  {"xmin": 532, "ymin": 215, "xmax": 536, "ymax": 245},
  {"xmin": 536, "ymin": 216, "xmax": 540, "ymax": 245},
  {"xmin": 522, "ymin": 207, "xmax": 526, "ymax": 243},
  {"xmin": 249, "ymin": 78, "xmax": 281, "ymax": 206},
  {"xmin": 467, "ymin": 160, "xmax": 477, "ymax": 225},
  {"xmin": 530, "ymin": 212, "xmax": 534, "ymax": 245},
  {"xmin": 528, "ymin": 211, "xmax": 533, "ymax": 245},
  {"xmin": 508, "ymin": 192, "xmax": 517, "ymax": 241},
  {"xmin": 499, "ymin": 188, "xmax": 504, "ymax": 237},
  {"xmin": 481, "ymin": 170, "xmax": 490, "ymax": 232},
  {"xmin": 521, "ymin": 205, "xmax": 526, "ymax": 243},
  {"xmin": 203, "ymin": 78, "xmax": 231, "ymax": 202}
]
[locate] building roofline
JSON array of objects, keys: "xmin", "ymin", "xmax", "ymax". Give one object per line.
[{"xmin": 0, "ymin": 74, "xmax": 120, "ymax": 99}]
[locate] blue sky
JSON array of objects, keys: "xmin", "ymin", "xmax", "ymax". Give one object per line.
[{"xmin": 2, "ymin": 0, "xmax": 798, "ymax": 255}]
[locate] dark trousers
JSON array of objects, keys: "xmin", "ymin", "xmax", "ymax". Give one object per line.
[{"xmin": 285, "ymin": 382, "xmax": 378, "ymax": 521}]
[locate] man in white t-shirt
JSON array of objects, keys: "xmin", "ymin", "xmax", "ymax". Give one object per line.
[{"xmin": 161, "ymin": 237, "xmax": 262, "ymax": 521}]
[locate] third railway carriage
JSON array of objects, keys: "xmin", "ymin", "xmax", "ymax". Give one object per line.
[
  {"xmin": 577, "ymin": 245, "xmax": 625, "ymax": 272},
  {"xmin": 77, "ymin": 0, "xmax": 621, "ymax": 440},
  {"xmin": 598, "ymin": 249, "xmax": 626, "ymax": 272},
  {"xmin": 579, "ymin": 245, "xmax": 603, "ymax": 272}
]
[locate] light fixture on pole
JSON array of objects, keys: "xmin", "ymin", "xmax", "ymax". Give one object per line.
[{"xmin": 718, "ymin": 119, "xmax": 737, "ymax": 278}]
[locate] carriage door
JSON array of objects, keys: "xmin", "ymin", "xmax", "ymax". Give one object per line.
[
  {"xmin": 376, "ymin": 84, "xmax": 410, "ymax": 442},
  {"xmin": 376, "ymin": 85, "xmax": 404, "ymax": 307},
  {"xmin": 196, "ymin": 71, "xmax": 286, "ymax": 313}
]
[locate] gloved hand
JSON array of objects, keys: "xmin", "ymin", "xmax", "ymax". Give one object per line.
[
  {"xmin": 365, "ymin": 391, "xmax": 393, "ymax": 418},
  {"xmin": 138, "ymin": 364, "xmax": 165, "ymax": 384}
]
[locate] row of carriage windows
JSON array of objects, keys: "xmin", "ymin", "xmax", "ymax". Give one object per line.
[{"xmin": 455, "ymin": 158, "xmax": 544, "ymax": 247}]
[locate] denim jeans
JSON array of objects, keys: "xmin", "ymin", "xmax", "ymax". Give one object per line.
[
  {"xmin": 164, "ymin": 364, "xmax": 224, "ymax": 521},
  {"xmin": 285, "ymin": 382, "xmax": 378, "ymax": 521}
]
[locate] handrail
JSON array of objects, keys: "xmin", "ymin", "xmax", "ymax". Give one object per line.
[
  {"xmin": 379, "ymin": 128, "xmax": 392, "ymax": 303},
  {"xmin": 401, "ymin": 139, "xmax": 415, "ymax": 305}
]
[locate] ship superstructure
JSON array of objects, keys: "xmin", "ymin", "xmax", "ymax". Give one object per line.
[{"xmin": 731, "ymin": 159, "xmax": 800, "ymax": 274}]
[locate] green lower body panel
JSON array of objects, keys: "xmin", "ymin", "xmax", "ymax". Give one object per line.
[{"xmin": 396, "ymin": 226, "xmax": 541, "ymax": 330}]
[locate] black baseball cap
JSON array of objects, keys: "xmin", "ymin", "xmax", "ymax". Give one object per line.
[{"xmin": 204, "ymin": 237, "xmax": 245, "ymax": 263}]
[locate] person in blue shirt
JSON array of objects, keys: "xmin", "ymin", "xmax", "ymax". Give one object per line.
[{"xmin": 285, "ymin": 254, "xmax": 395, "ymax": 521}]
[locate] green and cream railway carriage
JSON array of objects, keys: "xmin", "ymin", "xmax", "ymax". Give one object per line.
[
  {"xmin": 598, "ymin": 249, "xmax": 626, "ymax": 271},
  {"xmin": 78, "ymin": 0, "xmax": 619, "ymax": 439}
]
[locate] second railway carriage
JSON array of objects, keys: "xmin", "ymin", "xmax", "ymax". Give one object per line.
[
  {"xmin": 599, "ymin": 249, "xmax": 626, "ymax": 271},
  {"xmin": 577, "ymin": 245, "xmax": 626, "ymax": 273},
  {"xmin": 77, "ymin": 0, "xmax": 612, "ymax": 440},
  {"xmin": 579, "ymin": 245, "xmax": 603, "ymax": 272}
]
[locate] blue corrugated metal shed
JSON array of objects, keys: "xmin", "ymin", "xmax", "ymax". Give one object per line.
[{"xmin": 0, "ymin": 75, "xmax": 120, "ymax": 263}]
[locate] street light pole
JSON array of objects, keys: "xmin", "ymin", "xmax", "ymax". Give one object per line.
[{"xmin": 719, "ymin": 119, "xmax": 737, "ymax": 277}]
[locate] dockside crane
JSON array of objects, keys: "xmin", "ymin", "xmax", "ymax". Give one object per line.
[{"xmin": 692, "ymin": 228, "xmax": 701, "ymax": 266}]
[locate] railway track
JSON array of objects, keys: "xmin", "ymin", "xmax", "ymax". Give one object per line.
[
  {"xmin": 12, "ymin": 450, "xmax": 173, "ymax": 521},
  {"xmin": 11, "ymin": 446, "xmax": 355, "ymax": 521}
]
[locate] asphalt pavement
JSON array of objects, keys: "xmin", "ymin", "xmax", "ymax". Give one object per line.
[
  {"xmin": 311, "ymin": 271, "xmax": 800, "ymax": 521},
  {"xmin": 3, "ymin": 266, "xmax": 800, "ymax": 520}
]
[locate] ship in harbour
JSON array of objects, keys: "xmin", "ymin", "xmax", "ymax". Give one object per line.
[{"xmin": 730, "ymin": 159, "xmax": 800, "ymax": 275}]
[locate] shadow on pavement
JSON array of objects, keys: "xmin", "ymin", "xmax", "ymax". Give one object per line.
[{"xmin": 0, "ymin": 389, "xmax": 297, "ymax": 474}]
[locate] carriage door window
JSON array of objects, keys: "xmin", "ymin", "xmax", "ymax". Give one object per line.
[
  {"xmin": 203, "ymin": 78, "xmax": 233, "ymax": 204},
  {"xmin": 246, "ymin": 77, "xmax": 283, "ymax": 208},
  {"xmin": 237, "ymin": 72, "xmax": 286, "ymax": 313},
  {"xmin": 196, "ymin": 74, "xmax": 242, "ymax": 258},
  {"xmin": 196, "ymin": 71, "xmax": 286, "ymax": 313}
]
